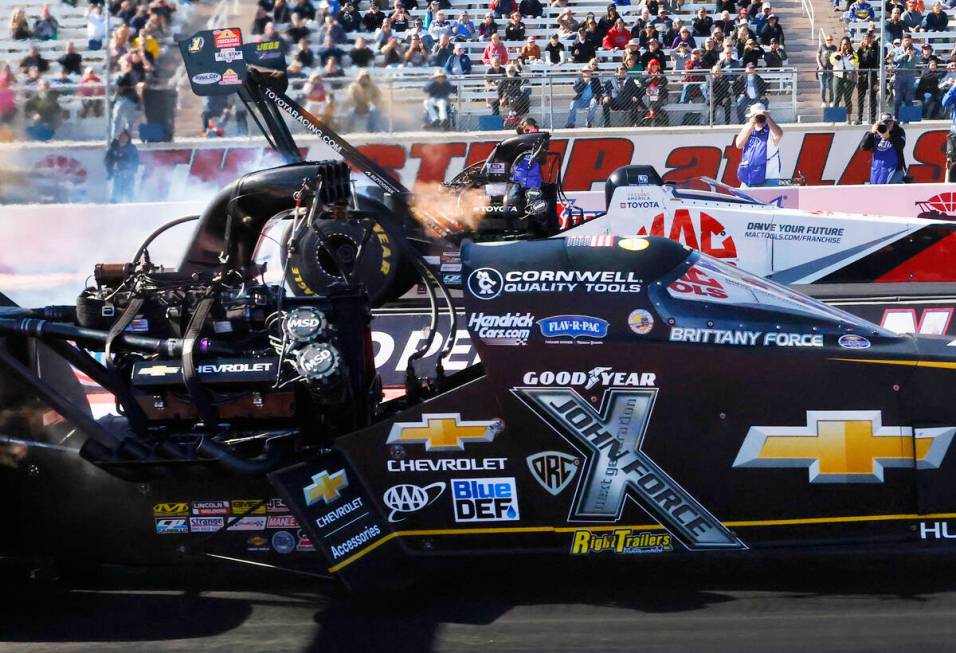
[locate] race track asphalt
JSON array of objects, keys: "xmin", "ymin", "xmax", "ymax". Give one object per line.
[{"xmin": 2, "ymin": 554, "xmax": 956, "ymax": 653}]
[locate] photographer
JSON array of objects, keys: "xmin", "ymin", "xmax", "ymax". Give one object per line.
[
  {"xmin": 893, "ymin": 34, "xmax": 921, "ymax": 117},
  {"xmin": 735, "ymin": 103, "xmax": 783, "ymax": 187},
  {"xmin": 856, "ymin": 31, "xmax": 880, "ymax": 124},
  {"xmin": 860, "ymin": 112, "xmax": 906, "ymax": 184}
]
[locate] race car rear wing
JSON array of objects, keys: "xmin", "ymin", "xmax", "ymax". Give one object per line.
[{"xmin": 178, "ymin": 27, "xmax": 409, "ymax": 198}]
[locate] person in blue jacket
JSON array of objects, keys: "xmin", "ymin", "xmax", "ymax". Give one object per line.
[{"xmin": 860, "ymin": 112, "xmax": 907, "ymax": 184}]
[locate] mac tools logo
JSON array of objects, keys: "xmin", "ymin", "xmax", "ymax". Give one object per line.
[{"xmin": 513, "ymin": 386, "xmax": 743, "ymax": 550}]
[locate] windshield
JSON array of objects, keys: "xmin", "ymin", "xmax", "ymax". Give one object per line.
[{"xmin": 668, "ymin": 177, "xmax": 765, "ymax": 206}]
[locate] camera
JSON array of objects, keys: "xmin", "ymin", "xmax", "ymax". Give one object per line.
[{"xmin": 876, "ymin": 122, "xmax": 888, "ymax": 133}]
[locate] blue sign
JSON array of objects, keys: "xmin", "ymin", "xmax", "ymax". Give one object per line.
[{"xmin": 538, "ymin": 315, "xmax": 609, "ymax": 340}]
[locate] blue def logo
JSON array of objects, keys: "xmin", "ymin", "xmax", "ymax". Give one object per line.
[
  {"xmin": 451, "ymin": 477, "xmax": 520, "ymax": 522},
  {"xmin": 538, "ymin": 315, "xmax": 608, "ymax": 339}
]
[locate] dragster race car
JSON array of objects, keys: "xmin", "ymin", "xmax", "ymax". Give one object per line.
[{"xmin": 6, "ymin": 27, "xmax": 956, "ymax": 590}]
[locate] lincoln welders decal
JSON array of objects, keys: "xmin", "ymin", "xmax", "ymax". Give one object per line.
[{"xmin": 514, "ymin": 388, "xmax": 743, "ymax": 550}]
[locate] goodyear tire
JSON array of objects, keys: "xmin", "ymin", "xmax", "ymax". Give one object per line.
[{"xmin": 284, "ymin": 198, "xmax": 417, "ymax": 306}]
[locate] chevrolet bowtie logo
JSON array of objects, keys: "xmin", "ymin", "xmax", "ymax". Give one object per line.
[
  {"xmin": 734, "ymin": 411, "xmax": 956, "ymax": 483},
  {"xmin": 137, "ymin": 365, "xmax": 181, "ymax": 377},
  {"xmin": 303, "ymin": 469, "xmax": 348, "ymax": 506},
  {"xmin": 386, "ymin": 413, "xmax": 501, "ymax": 451}
]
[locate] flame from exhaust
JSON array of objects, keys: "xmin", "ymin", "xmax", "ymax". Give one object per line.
[{"xmin": 407, "ymin": 181, "xmax": 490, "ymax": 237}]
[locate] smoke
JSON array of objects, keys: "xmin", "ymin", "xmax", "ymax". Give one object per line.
[{"xmin": 408, "ymin": 181, "xmax": 490, "ymax": 237}]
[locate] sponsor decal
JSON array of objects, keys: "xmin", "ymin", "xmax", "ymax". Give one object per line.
[
  {"xmin": 571, "ymin": 529, "xmax": 673, "ymax": 555},
  {"xmin": 669, "ymin": 264, "xmax": 729, "ymax": 300},
  {"xmin": 247, "ymin": 535, "xmax": 270, "ymax": 552},
  {"xmin": 329, "ymin": 523, "xmax": 382, "ymax": 560},
  {"xmin": 256, "ymin": 39, "xmax": 281, "ymax": 52},
  {"xmin": 188, "ymin": 36, "xmax": 204, "ymax": 53},
  {"xmin": 266, "ymin": 515, "xmax": 300, "ymax": 529},
  {"xmin": 618, "ymin": 237, "xmax": 650, "ymax": 251},
  {"xmin": 155, "ymin": 518, "xmax": 188, "ymax": 534},
  {"xmin": 467, "ymin": 268, "xmax": 643, "ymax": 298},
  {"xmin": 734, "ymin": 411, "xmax": 956, "ymax": 482},
  {"xmin": 387, "ymin": 457, "xmax": 507, "ymax": 472},
  {"xmin": 382, "ymin": 482, "xmax": 446, "ymax": 522},
  {"xmin": 213, "ymin": 28, "xmax": 242, "ymax": 49},
  {"xmin": 527, "ymin": 451, "xmax": 579, "ymax": 496},
  {"xmin": 192, "ymin": 500, "xmax": 229, "ymax": 516},
  {"xmin": 515, "ymin": 387, "xmax": 742, "ymax": 549},
  {"xmin": 743, "ymin": 220, "xmax": 845, "ymax": 245},
  {"xmin": 227, "ymin": 516, "xmax": 268, "ymax": 531},
  {"xmin": 191, "ymin": 72, "xmax": 221, "ymax": 85},
  {"xmin": 521, "ymin": 367, "xmax": 656, "ymax": 390},
  {"xmin": 188, "ymin": 516, "xmax": 224, "ymax": 532},
  {"xmin": 638, "ymin": 210, "xmax": 737, "ymax": 263},
  {"xmin": 386, "ymin": 413, "xmax": 502, "ymax": 451},
  {"xmin": 219, "ymin": 68, "xmax": 242, "ymax": 85},
  {"xmin": 304, "ymin": 469, "xmax": 348, "ymax": 507},
  {"xmin": 263, "ymin": 87, "xmax": 342, "ymax": 153},
  {"xmin": 619, "ymin": 189, "xmax": 662, "ymax": 210},
  {"xmin": 153, "ymin": 502, "xmax": 189, "ymax": 517},
  {"xmin": 214, "ymin": 47, "xmax": 244, "ymax": 63},
  {"xmin": 468, "ymin": 312, "xmax": 533, "ymax": 346},
  {"xmin": 266, "ymin": 498, "xmax": 289, "ymax": 513},
  {"xmin": 538, "ymin": 315, "xmax": 608, "ymax": 342},
  {"xmin": 566, "ymin": 235, "xmax": 615, "ymax": 247},
  {"xmin": 196, "ymin": 361, "xmax": 273, "ymax": 374},
  {"xmin": 231, "ymin": 500, "xmax": 266, "ymax": 515},
  {"xmin": 466, "ymin": 268, "xmax": 504, "ymax": 300},
  {"xmin": 316, "ymin": 497, "xmax": 363, "ymax": 529},
  {"xmin": 669, "ymin": 328, "xmax": 823, "ymax": 347},
  {"xmin": 137, "ymin": 364, "xmax": 181, "ymax": 377},
  {"xmin": 296, "ymin": 530, "xmax": 315, "ymax": 552},
  {"xmin": 442, "ymin": 273, "xmax": 462, "ymax": 285},
  {"xmin": 451, "ymin": 477, "xmax": 520, "ymax": 522},
  {"xmin": 881, "ymin": 308, "xmax": 954, "ymax": 335},
  {"xmin": 838, "ymin": 334, "xmax": 871, "ymax": 349},
  {"xmin": 920, "ymin": 522, "xmax": 956, "ymax": 540},
  {"xmin": 272, "ymin": 530, "xmax": 296, "ymax": 554},
  {"xmin": 627, "ymin": 309, "xmax": 655, "ymax": 335}
]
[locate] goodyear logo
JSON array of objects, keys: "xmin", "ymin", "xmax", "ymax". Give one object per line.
[
  {"xmin": 571, "ymin": 529, "xmax": 673, "ymax": 555},
  {"xmin": 153, "ymin": 502, "xmax": 189, "ymax": 517},
  {"xmin": 304, "ymin": 469, "xmax": 348, "ymax": 507},
  {"xmin": 386, "ymin": 413, "xmax": 501, "ymax": 451},
  {"xmin": 231, "ymin": 500, "xmax": 267, "ymax": 515},
  {"xmin": 734, "ymin": 411, "xmax": 956, "ymax": 483}
]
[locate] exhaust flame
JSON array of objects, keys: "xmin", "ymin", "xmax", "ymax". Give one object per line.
[{"xmin": 408, "ymin": 181, "xmax": 490, "ymax": 238}]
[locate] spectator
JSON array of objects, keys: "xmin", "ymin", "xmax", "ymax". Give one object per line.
[
  {"xmin": 338, "ymin": 1, "xmax": 362, "ymax": 32},
  {"xmin": 109, "ymin": 23, "xmax": 131, "ymax": 64},
  {"xmin": 24, "ymin": 79, "xmax": 62, "ymax": 139},
  {"xmin": 116, "ymin": 0, "xmax": 136, "ymax": 25},
  {"xmin": 554, "ymin": 8, "xmax": 576, "ymax": 37},
  {"xmin": 570, "ymin": 27, "xmax": 596, "ymax": 62},
  {"xmin": 318, "ymin": 35, "xmax": 345, "ymax": 65},
  {"xmin": 714, "ymin": 10, "xmax": 735, "ymax": 34},
  {"xmin": 423, "ymin": 68, "xmax": 455, "ymax": 128},
  {"xmin": 498, "ymin": 64, "xmax": 530, "ymax": 125},
  {"xmin": 491, "ymin": 0, "xmax": 514, "ymax": 19},
  {"xmin": 134, "ymin": 29, "xmax": 160, "ymax": 63},
  {"xmin": 404, "ymin": 33, "xmax": 429, "ymax": 65},
  {"xmin": 105, "ymin": 130, "xmax": 139, "ymax": 201},
  {"xmin": 733, "ymin": 61, "xmax": 768, "ymax": 120},
  {"xmin": 0, "ymin": 64, "xmax": 16, "ymax": 88},
  {"xmin": 652, "ymin": 7, "xmax": 671, "ymax": 31},
  {"xmin": 856, "ymin": 30, "xmax": 879, "ymax": 123},
  {"xmin": 641, "ymin": 59, "xmax": 670, "ymax": 125},
  {"xmin": 631, "ymin": 7, "xmax": 652, "ymax": 36},
  {"xmin": 129, "ymin": 5, "xmax": 149, "ymax": 36},
  {"xmin": 663, "ymin": 19, "xmax": 681, "ymax": 48},
  {"xmin": 485, "ymin": 53, "xmax": 506, "ymax": 113},
  {"xmin": 78, "ymin": 66, "xmax": 103, "ymax": 117},
  {"xmin": 709, "ymin": 64, "xmax": 734, "ymax": 123},
  {"xmin": 50, "ymin": 66, "xmax": 73, "ymax": 90},
  {"xmin": 544, "ymin": 33, "xmax": 566, "ymax": 63},
  {"xmin": 201, "ymin": 93, "xmax": 229, "ymax": 132},
  {"xmin": 429, "ymin": 11, "xmax": 452, "ymax": 39},
  {"xmin": 478, "ymin": 12, "xmax": 499, "ymax": 39},
  {"xmin": 316, "ymin": 16, "xmax": 345, "ymax": 44},
  {"xmin": 734, "ymin": 23, "xmax": 755, "ymax": 48},
  {"xmin": 752, "ymin": 5, "xmax": 771, "ymax": 35},
  {"xmin": 87, "ymin": 5, "xmax": 107, "ymax": 49},
  {"xmin": 922, "ymin": 41, "xmax": 940, "ymax": 63},
  {"xmin": 483, "ymin": 32, "xmax": 509, "ymax": 64},
  {"xmin": 924, "ymin": 1, "xmax": 950, "ymax": 28},
  {"xmin": 641, "ymin": 39, "xmax": 666, "ymax": 69},
  {"xmin": 818, "ymin": 33, "xmax": 836, "ymax": 106},
  {"xmin": 918, "ymin": 59, "xmax": 944, "ymax": 116},
  {"xmin": 373, "ymin": 18, "xmax": 396, "ymax": 49},
  {"xmin": 603, "ymin": 18, "xmax": 631, "ymax": 49},
  {"xmin": 764, "ymin": 38, "xmax": 787, "ymax": 66},
  {"xmin": 363, "ymin": 3, "xmax": 386, "ymax": 31},
  {"xmin": 673, "ymin": 25, "xmax": 696, "ymax": 49},
  {"xmin": 902, "ymin": 0, "xmax": 924, "ymax": 29},
  {"xmin": 519, "ymin": 35, "xmax": 541, "ymax": 61},
  {"xmin": 0, "ymin": 75, "xmax": 14, "ymax": 125},
  {"xmin": 583, "ymin": 16, "xmax": 601, "ymax": 45},
  {"xmin": 693, "ymin": 7, "xmax": 713, "ymax": 36},
  {"xmin": 301, "ymin": 71, "xmax": 328, "ymax": 114},
  {"xmin": 717, "ymin": 0, "xmax": 735, "ymax": 13},
  {"xmin": 886, "ymin": 7, "xmax": 905, "ymax": 41},
  {"xmin": 602, "ymin": 63, "xmax": 642, "ymax": 125},
  {"xmin": 348, "ymin": 36, "xmax": 374, "ymax": 67},
  {"xmin": 832, "ymin": 36, "xmax": 858, "ymax": 116},
  {"xmin": 519, "ymin": 0, "xmax": 544, "ymax": 18},
  {"xmin": 389, "ymin": 4, "xmax": 411, "ymax": 31},
  {"xmin": 32, "ymin": 4, "xmax": 58, "ymax": 40},
  {"xmin": 597, "ymin": 4, "xmax": 621, "ymax": 40},
  {"xmin": 273, "ymin": 0, "xmax": 292, "ymax": 23},
  {"xmin": 759, "ymin": 14, "xmax": 783, "ymax": 44},
  {"xmin": 19, "ymin": 47, "xmax": 49, "ymax": 74},
  {"xmin": 893, "ymin": 34, "xmax": 921, "ymax": 116},
  {"xmin": 564, "ymin": 66, "xmax": 602, "ymax": 127},
  {"xmin": 347, "ymin": 70, "xmax": 383, "ymax": 131},
  {"xmin": 381, "ymin": 35, "xmax": 406, "ymax": 65},
  {"xmin": 670, "ymin": 40, "xmax": 690, "ymax": 69},
  {"xmin": 505, "ymin": 12, "xmax": 526, "ymax": 41},
  {"xmin": 679, "ymin": 47, "xmax": 707, "ymax": 101},
  {"xmin": 847, "ymin": 0, "xmax": 875, "ymax": 20},
  {"xmin": 9, "ymin": 8, "xmax": 30, "ymax": 39},
  {"xmin": 735, "ymin": 103, "xmax": 782, "ymax": 186},
  {"xmin": 453, "ymin": 12, "xmax": 477, "ymax": 39},
  {"xmin": 293, "ymin": 37, "xmax": 315, "ymax": 68},
  {"xmin": 322, "ymin": 56, "xmax": 346, "ymax": 87},
  {"xmin": 740, "ymin": 37, "xmax": 763, "ymax": 65},
  {"xmin": 719, "ymin": 44, "xmax": 738, "ymax": 70},
  {"xmin": 286, "ymin": 59, "xmax": 307, "ymax": 81},
  {"xmin": 861, "ymin": 112, "xmax": 906, "ymax": 183},
  {"xmin": 638, "ymin": 23, "xmax": 659, "ymax": 48},
  {"xmin": 444, "ymin": 42, "xmax": 473, "ymax": 73},
  {"xmin": 111, "ymin": 58, "xmax": 141, "ymax": 138},
  {"xmin": 431, "ymin": 33, "xmax": 454, "ymax": 65},
  {"xmin": 23, "ymin": 65, "xmax": 42, "ymax": 86}
]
